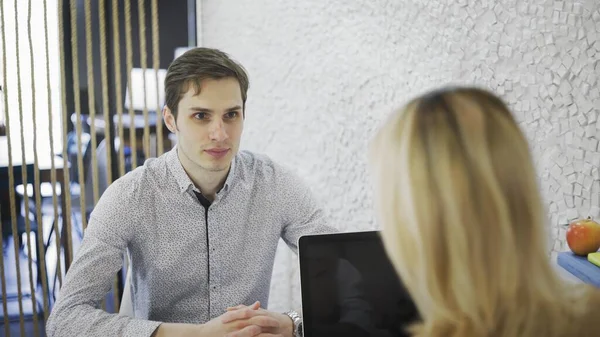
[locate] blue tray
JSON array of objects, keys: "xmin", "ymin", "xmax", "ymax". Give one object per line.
[{"xmin": 557, "ymin": 251, "xmax": 600, "ymax": 288}]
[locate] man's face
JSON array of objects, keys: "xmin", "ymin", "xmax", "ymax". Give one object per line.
[{"xmin": 164, "ymin": 77, "xmax": 244, "ymax": 173}]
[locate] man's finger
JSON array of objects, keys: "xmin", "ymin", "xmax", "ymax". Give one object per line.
[
  {"xmin": 225, "ymin": 324, "xmax": 261, "ymax": 337},
  {"xmin": 226, "ymin": 301, "xmax": 261, "ymax": 312},
  {"xmin": 222, "ymin": 307, "xmax": 268, "ymax": 323},
  {"xmin": 222, "ymin": 308, "xmax": 250, "ymax": 323},
  {"xmin": 247, "ymin": 315, "xmax": 280, "ymax": 329},
  {"xmin": 226, "ymin": 305, "xmax": 245, "ymax": 312}
]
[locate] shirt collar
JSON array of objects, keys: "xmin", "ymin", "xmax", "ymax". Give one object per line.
[{"xmin": 166, "ymin": 145, "xmax": 236, "ymax": 194}]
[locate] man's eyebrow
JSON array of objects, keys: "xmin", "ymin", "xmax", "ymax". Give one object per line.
[
  {"xmin": 188, "ymin": 105, "xmax": 242, "ymax": 112},
  {"xmin": 189, "ymin": 106, "xmax": 213, "ymax": 112}
]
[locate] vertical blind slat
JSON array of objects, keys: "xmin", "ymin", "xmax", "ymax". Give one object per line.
[
  {"xmin": 0, "ymin": 0, "xmax": 25, "ymax": 334},
  {"xmin": 27, "ymin": 0, "xmax": 50, "ymax": 325},
  {"xmin": 151, "ymin": 0, "xmax": 162, "ymax": 156},
  {"xmin": 124, "ymin": 0, "xmax": 138, "ymax": 171},
  {"xmin": 43, "ymin": 0, "xmax": 64, "ymax": 308},
  {"xmin": 58, "ymin": 0, "xmax": 75, "ymax": 273},
  {"xmin": 14, "ymin": 0, "xmax": 40, "ymax": 333}
]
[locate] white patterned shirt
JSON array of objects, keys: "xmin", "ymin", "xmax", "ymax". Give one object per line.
[{"xmin": 46, "ymin": 146, "xmax": 336, "ymax": 337}]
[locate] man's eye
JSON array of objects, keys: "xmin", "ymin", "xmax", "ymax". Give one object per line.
[
  {"xmin": 193, "ymin": 112, "xmax": 208, "ymax": 120},
  {"xmin": 225, "ymin": 111, "xmax": 239, "ymax": 119}
]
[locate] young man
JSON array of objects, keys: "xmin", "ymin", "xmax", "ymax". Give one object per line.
[{"xmin": 46, "ymin": 47, "xmax": 336, "ymax": 337}]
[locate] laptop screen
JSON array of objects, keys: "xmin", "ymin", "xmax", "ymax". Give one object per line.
[{"xmin": 299, "ymin": 231, "xmax": 419, "ymax": 337}]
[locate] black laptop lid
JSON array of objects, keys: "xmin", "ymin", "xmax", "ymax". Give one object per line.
[{"xmin": 299, "ymin": 231, "xmax": 419, "ymax": 337}]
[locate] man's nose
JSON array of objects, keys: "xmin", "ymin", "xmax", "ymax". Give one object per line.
[{"xmin": 209, "ymin": 120, "xmax": 228, "ymax": 142}]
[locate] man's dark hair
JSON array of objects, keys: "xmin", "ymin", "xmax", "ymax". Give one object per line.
[{"xmin": 164, "ymin": 47, "xmax": 250, "ymax": 119}]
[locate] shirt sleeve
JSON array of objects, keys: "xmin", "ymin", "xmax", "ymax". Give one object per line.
[
  {"xmin": 278, "ymin": 166, "xmax": 338, "ymax": 254},
  {"xmin": 45, "ymin": 173, "xmax": 162, "ymax": 337}
]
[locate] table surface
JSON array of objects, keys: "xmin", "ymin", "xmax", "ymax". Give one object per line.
[{"xmin": 89, "ymin": 111, "xmax": 158, "ymax": 130}]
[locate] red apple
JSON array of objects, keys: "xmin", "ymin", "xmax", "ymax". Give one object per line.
[{"xmin": 566, "ymin": 217, "xmax": 600, "ymax": 256}]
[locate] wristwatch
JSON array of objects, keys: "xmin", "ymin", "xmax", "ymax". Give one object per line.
[{"xmin": 284, "ymin": 310, "xmax": 303, "ymax": 337}]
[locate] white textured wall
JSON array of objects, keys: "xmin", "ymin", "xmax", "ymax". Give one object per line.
[{"xmin": 202, "ymin": 0, "xmax": 600, "ymax": 311}]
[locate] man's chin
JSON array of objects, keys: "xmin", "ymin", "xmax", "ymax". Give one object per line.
[
  {"xmin": 196, "ymin": 152, "xmax": 234, "ymax": 172},
  {"xmin": 205, "ymin": 166, "xmax": 228, "ymax": 172},
  {"xmin": 199, "ymin": 161, "xmax": 230, "ymax": 172}
]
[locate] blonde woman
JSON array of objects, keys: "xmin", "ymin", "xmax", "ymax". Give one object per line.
[{"xmin": 370, "ymin": 87, "xmax": 600, "ymax": 337}]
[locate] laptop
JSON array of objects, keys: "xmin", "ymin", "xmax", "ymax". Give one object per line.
[{"xmin": 299, "ymin": 231, "xmax": 419, "ymax": 337}]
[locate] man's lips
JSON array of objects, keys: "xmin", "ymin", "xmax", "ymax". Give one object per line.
[{"xmin": 204, "ymin": 148, "xmax": 230, "ymax": 158}]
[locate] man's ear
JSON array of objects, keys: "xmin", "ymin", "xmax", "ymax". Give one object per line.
[{"xmin": 163, "ymin": 106, "xmax": 177, "ymax": 133}]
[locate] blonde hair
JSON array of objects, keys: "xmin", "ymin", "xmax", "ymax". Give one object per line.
[{"xmin": 370, "ymin": 87, "xmax": 589, "ymax": 337}]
